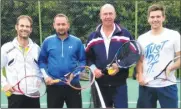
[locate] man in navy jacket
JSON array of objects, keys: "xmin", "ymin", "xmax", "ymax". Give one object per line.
[{"xmin": 86, "ymin": 4, "xmax": 134, "ymax": 108}]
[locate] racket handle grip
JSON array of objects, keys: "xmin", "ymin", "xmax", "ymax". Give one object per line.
[
  {"xmin": 52, "ymin": 79, "xmax": 60, "ymax": 83},
  {"xmin": 102, "ymin": 67, "xmax": 116, "ymax": 75},
  {"xmin": 107, "ymin": 67, "xmax": 116, "ymax": 75},
  {"xmin": 5, "ymin": 91, "xmax": 12, "ymax": 97},
  {"xmin": 1, "ymin": 88, "xmax": 12, "ymax": 97}
]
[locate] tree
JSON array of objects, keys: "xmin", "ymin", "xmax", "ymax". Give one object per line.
[{"xmin": 1, "ymin": 0, "xmax": 180, "ymax": 45}]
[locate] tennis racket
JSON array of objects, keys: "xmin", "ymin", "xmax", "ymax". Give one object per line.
[
  {"xmin": 2, "ymin": 75, "xmax": 46, "ymax": 98},
  {"xmin": 104, "ymin": 40, "xmax": 142, "ymax": 75},
  {"xmin": 145, "ymin": 56, "xmax": 181, "ymax": 84},
  {"xmin": 50, "ymin": 66, "xmax": 95, "ymax": 90}
]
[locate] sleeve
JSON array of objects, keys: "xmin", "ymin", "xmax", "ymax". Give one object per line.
[
  {"xmin": 123, "ymin": 28, "xmax": 135, "ymax": 40},
  {"xmin": 72, "ymin": 39, "xmax": 86, "ymax": 75},
  {"xmin": 77, "ymin": 40, "xmax": 86, "ymax": 66},
  {"xmin": 128, "ymin": 32, "xmax": 135, "ymax": 40},
  {"xmin": 38, "ymin": 40, "xmax": 49, "ymax": 78},
  {"xmin": 85, "ymin": 33, "xmax": 97, "ymax": 72},
  {"xmin": 1, "ymin": 45, "xmax": 8, "ymax": 88},
  {"xmin": 173, "ymin": 31, "xmax": 180, "ymax": 53},
  {"xmin": 36, "ymin": 44, "xmax": 45, "ymax": 77},
  {"xmin": 137, "ymin": 35, "xmax": 145, "ymax": 56}
]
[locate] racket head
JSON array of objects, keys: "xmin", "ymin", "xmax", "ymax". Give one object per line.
[
  {"xmin": 69, "ymin": 66, "xmax": 95, "ymax": 90},
  {"xmin": 154, "ymin": 56, "xmax": 181, "ymax": 78},
  {"xmin": 146, "ymin": 77, "xmax": 181, "ymax": 85},
  {"xmin": 115, "ymin": 40, "xmax": 142, "ymax": 68},
  {"xmin": 147, "ymin": 56, "xmax": 181, "ymax": 84},
  {"xmin": 18, "ymin": 75, "xmax": 46, "ymax": 98}
]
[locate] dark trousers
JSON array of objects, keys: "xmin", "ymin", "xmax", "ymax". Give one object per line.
[
  {"xmin": 137, "ymin": 85, "xmax": 178, "ymax": 108},
  {"xmin": 100, "ymin": 84, "xmax": 128, "ymax": 108},
  {"xmin": 91, "ymin": 83, "xmax": 128, "ymax": 108},
  {"xmin": 47, "ymin": 85, "xmax": 82, "ymax": 108},
  {"xmin": 8, "ymin": 94, "xmax": 40, "ymax": 108}
]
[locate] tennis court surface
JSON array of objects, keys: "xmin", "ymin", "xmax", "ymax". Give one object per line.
[{"xmin": 1, "ymin": 78, "xmax": 180, "ymax": 108}]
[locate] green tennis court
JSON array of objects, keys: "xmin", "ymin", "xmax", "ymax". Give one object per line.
[{"xmin": 1, "ymin": 78, "xmax": 180, "ymax": 108}]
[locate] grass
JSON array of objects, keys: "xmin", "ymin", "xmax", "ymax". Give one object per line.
[{"xmin": 129, "ymin": 66, "xmax": 135, "ymax": 78}]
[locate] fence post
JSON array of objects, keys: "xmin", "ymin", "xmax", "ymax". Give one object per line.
[
  {"xmin": 135, "ymin": 0, "xmax": 138, "ymax": 39},
  {"xmin": 38, "ymin": 0, "xmax": 42, "ymax": 45}
]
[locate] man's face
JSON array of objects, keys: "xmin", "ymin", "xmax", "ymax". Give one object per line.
[
  {"xmin": 148, "ymin": 10, "xmax": 165, "ymax": 30},
  {"xmin": 100, "ymin": 6, "xmax": 116, "ymax": 26},
  {"xmin": 15, "ymin": 18, "xmax": 32, "ymax": 39},
  {"xmin": 53, "ymin": 17, "xmax": 70, "ymax": 36}
]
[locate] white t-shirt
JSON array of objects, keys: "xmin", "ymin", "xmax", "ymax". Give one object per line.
[{"xmin": 137, "ymin": 28, "xmax": 180, "ymax": 87}]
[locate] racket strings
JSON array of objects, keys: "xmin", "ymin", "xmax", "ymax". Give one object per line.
[
  {"xmin": 105, "ymin": 41, "xmax": 134, "ymax": 68},
  {"xmin": 118, "ymin": 44, "xmax": 130, "ymax": 60},
  {"xmin": 19, "ymin": 76, "xmax": 46, "ymax": 98},
  {"xmin": 116, "ymin": 41, "xmax": 141, "ymax": 67},
  {"xmin": 153, "ymin": 56, "xmax": 181, "ymax": 83},
  {"xmin": 109, "ymin": 41, "xmax": 132, "ymax": 66},
  {"xmin": 69, "ymin": 66, "xmax": 95, "ymax": 90},
  {"xmin": 80, "ymin": 67, "xmax": 91, "ymax": 81}
]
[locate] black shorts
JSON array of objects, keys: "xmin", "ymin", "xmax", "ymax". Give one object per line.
[
  {"xmin": 47, "ymin": 85, "xmax": 82, "ymax": 108},
  {"xmin": 8, "ymin": 94, "xmax": 40, "ymax": 108}
]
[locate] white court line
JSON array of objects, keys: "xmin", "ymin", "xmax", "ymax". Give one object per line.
[{"xmin": 1, "ymin": 101, "xmax": 181, "ymax": 106}]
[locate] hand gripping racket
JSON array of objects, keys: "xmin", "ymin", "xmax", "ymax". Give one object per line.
[
  {"xmin": 50, "ymin": 66, "xmax": 95, "ymax": 90},
  {"xmin": 104, "ymin": 40, "xmax": 142, "ymax": 75},
  {"xmin": 145, "ymin": 56, "xmax": 181, "ymax": 84},
  {"xmin": 3, "ymin": 75, "xmax": 46, "ymax": 98}
]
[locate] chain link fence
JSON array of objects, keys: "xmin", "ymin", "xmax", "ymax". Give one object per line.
[{"xmin": 1, "ymin": 0, "xmax": 180, "ymax": 45}]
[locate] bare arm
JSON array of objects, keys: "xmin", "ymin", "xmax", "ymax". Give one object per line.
[
  {"xmin": 170, "ymin": 52, "xmax": 181, "ymax": 71},
  {"xmin": 136, "ymin": 55, "xmax": 146, "ymax": 85},
  {"xmin": 166, "ymin": 52, "xmax": 181, "ymax": 76}
]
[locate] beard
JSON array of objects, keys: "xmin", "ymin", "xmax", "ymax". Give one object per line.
[
  {"xmin": 57, "ymin": 30, "xmax": 67, "ymax": 36},
  {"xmin": 22, "ymin": 36, "xmax": 29, "ymax": 40},
  {"xmin": 58, "ymin": 32, "xmax": 66, "ymax": 36},
  {"xmin": 18, "ymin": 30, "xmax": 30, "ymax": 40},
  {"xmin": 19, "ymin": 34, "xmax": 29, "ymax": 40}
]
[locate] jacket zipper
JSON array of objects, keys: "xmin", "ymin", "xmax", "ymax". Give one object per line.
[
  {"xmin": 22, "ymin": 48, "xmax": 27, "ymax": 76},
  {"xmin": 61, "ymin": 41, "xmax": 64, "ymax": 57},
  {"xmin": 22, "ymin": 47, "xmax": 28, "ymax": 93}
]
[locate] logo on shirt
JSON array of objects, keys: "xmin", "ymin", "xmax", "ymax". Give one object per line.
[
  {"xmin": 69, "ymin": 46, "xmax": 73, "ymax": 49},
  {"xmin": 145, "ymin": 40, "xmax": 169, "ymax": 73}
]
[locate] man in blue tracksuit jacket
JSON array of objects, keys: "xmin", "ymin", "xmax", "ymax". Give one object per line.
[
  {"xmin": 38, "ymin": 13, "xmax": 86, "ymax": 108},
  {"xmin": 85, "ymin": 4, "xmax": 134, "ymax": 108}
]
